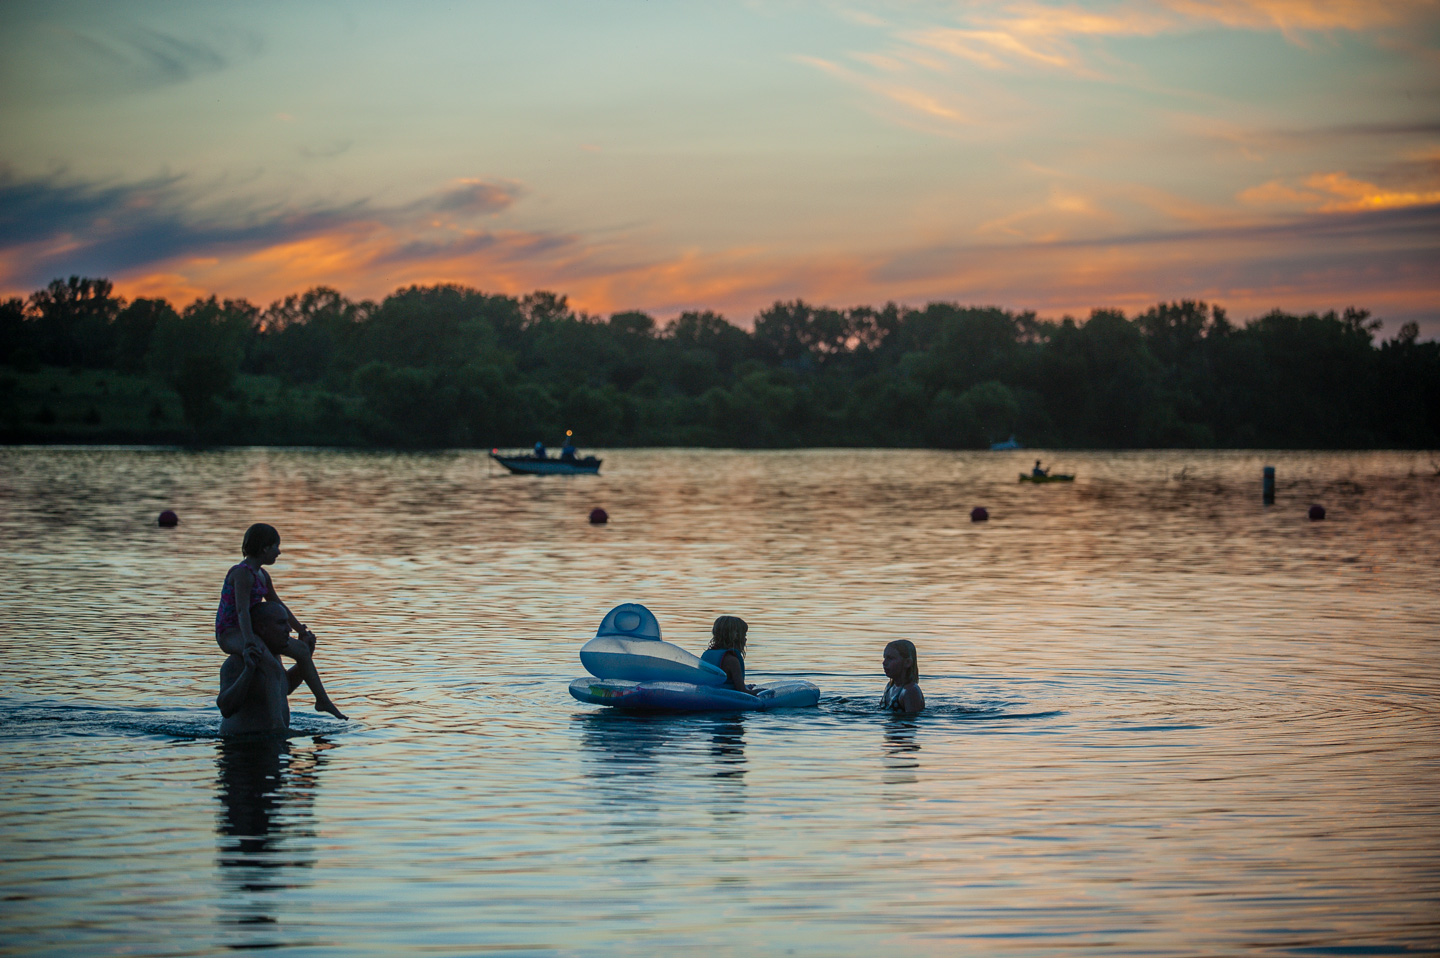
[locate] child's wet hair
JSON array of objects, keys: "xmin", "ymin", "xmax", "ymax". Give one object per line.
[
  {"xmin": 886, "ymin": 639, "xmax": 920, "ymax": 685},
  {"xmin": 242, "ymin": 523, "xmax": 281, "ymax": 557},
  {"xmin": 709, "ymin": 615, "xmax": 748, "ymax": 651}
]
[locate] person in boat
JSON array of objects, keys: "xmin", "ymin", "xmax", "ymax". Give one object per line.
[
  {"xmin": 560, "ymin": 435, "xmax": 577, "ymax": 462},
  {"xmin": 533, "ymin": 440, "xmax": 547, "ymax": 459},
  {"xmin": 701, "ymin": 615, "xmax": 756, "ymax": 695},
  {"xmin": 881, "ymin": 640, "xmax": 925, "ymax": 713},
  {"xmin": 1032, "ymin": 459, "xmax": 1049, "ymax": 478},
  {"xmin": 217, "ymin": 603, "xmax": 314, "ymax": 734}
]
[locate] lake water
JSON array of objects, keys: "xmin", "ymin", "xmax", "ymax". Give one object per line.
[{"xmin": 1, "ymin": 447, "xmax": 1438, "ymax": 957}]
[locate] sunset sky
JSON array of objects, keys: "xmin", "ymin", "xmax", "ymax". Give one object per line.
[{"xmin": 2, "ymin": 0, "xmax": 1437, "ymax": 335}]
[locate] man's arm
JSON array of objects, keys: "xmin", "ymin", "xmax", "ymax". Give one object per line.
[{"xmin": 217, "ymin": 648, "xmax": 260, "ymax": 717}]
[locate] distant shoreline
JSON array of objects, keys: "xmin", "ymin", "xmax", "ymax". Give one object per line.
[
  {"xmin": 5, "ymin": 441, "xmax": 1437, "ymax": 454},
  {"xmin": 6, "ymin": 285, "xmax": 1437, "ymax": 450}
]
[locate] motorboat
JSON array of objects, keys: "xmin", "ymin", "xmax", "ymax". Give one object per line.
[{"xmin": 491, "ymin": 451, "xmax": 601, "ymax": 475}]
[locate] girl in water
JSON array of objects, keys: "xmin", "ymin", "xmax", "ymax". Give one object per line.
[
  {"xmin": 881, "ymin": 640, "xmax": 925, "ymax": 713},
  {"xmin": 700, "ymin": 615, "xmax": 755, "ymax": 695},
  {"xmin": 216, "ymin": 523, "xmax": 346, "ymax": 720}
]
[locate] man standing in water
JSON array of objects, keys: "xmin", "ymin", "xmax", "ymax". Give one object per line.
[{"xmin": 217, "ymin": 603, "xmax": 312, "ymax": 734}]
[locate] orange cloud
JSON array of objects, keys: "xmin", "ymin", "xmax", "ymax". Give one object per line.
[
  {"xmin": 838, "ymin": 0, "xmax": 1437, "ymax": 97},
  {"xmin": 1159, "ymin": 0, "xmax": 1430, "ymax": 34},
  {"xmin": 801, "ymin": 0, "xmax": 1434, "ymax": 142},
  {"xmin": 793, "ymin": 54, "xmax": 978, "ymax": 131},
  {"xmin": 905, "ymin": 27, "xmax": 1076, "ymax": 71},
  {"xmin": 1240, "ymin": 171, "xmax": 1440, "ymax": 211},
  {"xmin": 103, "ymin": 216, "xmax": 577, "ymax": 309},
  {"xmin": 8, "ymin": 167, "xmax": 1436, "ymax": 335},
  {"xmin": 976, "ymin": 187, "xmax": 1115, "ymax": 240},
  {"xmin": 87, "ymin": 209, "xmax": 1440, "ymax": 339}
]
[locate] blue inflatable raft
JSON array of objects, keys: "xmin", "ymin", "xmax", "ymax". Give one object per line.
[{"xmin": 568, "ymin": 603, "xmax": 820, "ymax": 712}]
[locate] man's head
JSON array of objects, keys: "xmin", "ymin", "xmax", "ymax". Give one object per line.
[{"xmin": 251, "ymin": 603, "xmax": 292, "ymax": 652}]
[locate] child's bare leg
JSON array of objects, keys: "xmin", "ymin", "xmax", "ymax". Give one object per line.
[
  {"xmin": 217, "ymin": 628, "xmax": 246, "ymax": 656},
  {"xmin": 284, "ymin": 637, "xmax": 348, "ymax": 720}
]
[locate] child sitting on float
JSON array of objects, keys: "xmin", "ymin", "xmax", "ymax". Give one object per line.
[{"xmin": 701, "ymin": 615, "xmax": 755, "ymax": 695}]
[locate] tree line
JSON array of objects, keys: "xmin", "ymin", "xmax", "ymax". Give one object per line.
[{"xmin": 2, "ymin": 275, "xmax": 1436, "ymax": 448}]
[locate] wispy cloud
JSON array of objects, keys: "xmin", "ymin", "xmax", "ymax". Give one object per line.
[
  {"xmin": 0, "ymin": 170, "xmax": 555, "ymax": 302},
  {"xmin": 1240, "ymin": 171, "xmax": 1440, "ymax": 211},
  {"xmin": 863, "ymin": 199, "xmax": 1440, "ymax": 329},
  {"xmin": 899, "ymin": 6, "xmax": 1172, "ymax": 78},
  {"xmin": 802, "ymin": 0, "xmax": 1440, "ymax": 133},
  {"xmin": 1159, "ymin": 0, "xmax": 1432, "ymax": 35},
  {"xmin": 4, "ymin": 163, "xmax": 1433, "ymax": 335},
  {"xmin": 32, "ymin": 23, "xmax": 263, "ymax": 93},
  {"xmin": 298, "ymin": 139, "xmax": 355, "ymax": 160},
  {"xmin": 562, "ymin": 200, "xmax": 1440, "ymax": 329},
  {"xmin": 421, "ymin": 180, "xmax": 522, "ymax": 217},
  {"xmin": 924, "ymin": 0, "xmax": 1436, "ymax": 68},
  {"xmin": 793, "ymin": 54, "xmax": 981, "ymax": 132},
  {"xmin": 1187, "ymin": 117, "xmax": 1440, "ymax": 158}
]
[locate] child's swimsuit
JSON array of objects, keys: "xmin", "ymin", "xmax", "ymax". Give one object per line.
[
  {"xmin": 881, "ymin": 683, "xmax": 910, "ymax": 710},
  {"xmin": 701, "ymin": 648, "xmax": 745, "ymax": 690},
  {"xmin": 215, "ymin": 562, "xmax": 273, "ymax": 637}
]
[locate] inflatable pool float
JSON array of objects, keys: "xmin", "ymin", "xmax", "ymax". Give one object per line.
[
  {"xmin": 569, "ymin": 677, "xmax": 822, "ymax": 710},
  {"xmin": 568, "ymin": 603, "xmax": 820, "ymax": 712}
]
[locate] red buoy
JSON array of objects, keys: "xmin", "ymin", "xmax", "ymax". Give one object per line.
[
  {"xmin": 158, "ymin": 510, "xmax": 179, "ymax": 527},
  {"xmin": 589, "ymin": 507, "xmax": 609, "ymax": 524},
  {"xmin": 1308, "ymin": 504, "xmax": 1326, "ymax": 521},
  {"xmin": 970, "ymin": 506, "xmax": 989, "ymax": 522}
]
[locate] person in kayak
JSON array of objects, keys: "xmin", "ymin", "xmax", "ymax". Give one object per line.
[
  {"xmin": 1032, "ymin": 459, "xmax": 1049, "ymax": 478},
  {"xmin": 701, "ymin": 615, "xmax": 756, "ymax": 695},
  {"xmin": 881, "ymin": 640, "xmax": 925, "ymax": 713}
]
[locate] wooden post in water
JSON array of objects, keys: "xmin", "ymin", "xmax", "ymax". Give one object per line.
[{"xmin": 1263, "ymin": 465, "xmax": 1275, "ymax": 505}]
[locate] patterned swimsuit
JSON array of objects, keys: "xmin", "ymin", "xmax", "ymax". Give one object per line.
[{"xmin": 215, "ymin": 562, "xmax": 273, "ymax": 637}]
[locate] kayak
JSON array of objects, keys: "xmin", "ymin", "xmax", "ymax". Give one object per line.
[
  {"xmin": 569, "ymin": 602, "xmax": 821, "ymax": 713},
  {"xmin": 1019, "ymin": 473, "xmax": 1074, "ymax": 482},
  {"xmin": 569, "ymin": 677, "xmax": 821, "ymax": 711}
]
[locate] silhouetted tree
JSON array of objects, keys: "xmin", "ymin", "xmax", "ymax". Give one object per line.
[
  {"xmin": 0, "ymin": 297, "xmax": 35, "ymax": 370},
  {"xmin": 7, "ymin": 273, "xmax": 1436, "ymax": 449},
  {"xmin": 27, "ymin": 276, "xmax": 123, "ymax": 367},
  {"xmin": 146, "ymin": 297, "xmax": 257, "ymax": 437},
  {"xmin": 113, "ymin": 298, "xmax": 178, "ymax": 373}
]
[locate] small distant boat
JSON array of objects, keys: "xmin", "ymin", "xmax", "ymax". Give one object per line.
[
  {"xmin": 491, "ymin": 451, "xmax": 602, "ymax": 475},
  {"xmin": 990, "ymin": 435, "xmax": 1023, "ymax": 451},
  {"xmin": 1019, "ymin": 473, "xmax": 1074, "ymax": 483}
]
